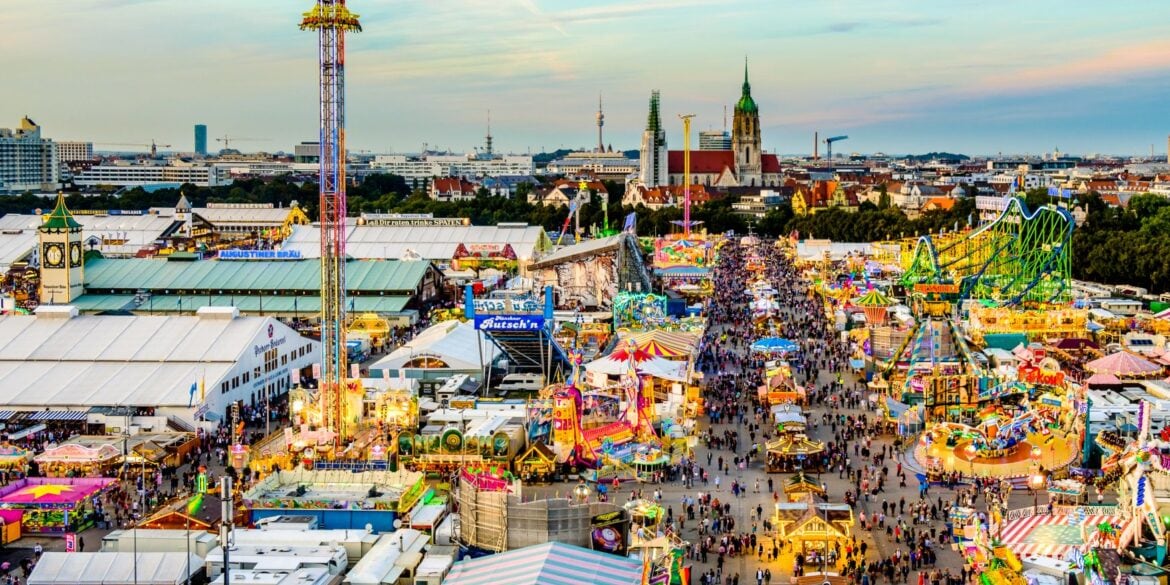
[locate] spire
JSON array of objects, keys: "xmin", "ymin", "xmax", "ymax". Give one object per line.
[
  {"xmin": 735, "ymin": 58, "xmax": 758, "ymax": 114},
  {"xmin": 40, "ymin": 192, "xmax": 81, "ymax": 232},
  {"xmin": 646, "ymin": 90, "xmax": 662, "ymax": 134}
]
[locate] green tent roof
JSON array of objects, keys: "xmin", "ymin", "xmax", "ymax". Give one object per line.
[
  {"xmin": 72, "ymin": 294, "xmax": 411, "ymax": 314},
  {"xmin": 84, "ymin": 257, "xmax": 431, "ymax": 295},
  {"xmin": 40, "ymin": 193, "xmax": 82, "ymax": 231},
  {"xmin": 855, "ymin": 288, "xmax": 893, "ymax": 307}
]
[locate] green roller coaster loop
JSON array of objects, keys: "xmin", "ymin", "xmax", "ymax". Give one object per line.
[{"xmin": 900, "ymin": 197, "xmax": 1073, "ymax": 307}]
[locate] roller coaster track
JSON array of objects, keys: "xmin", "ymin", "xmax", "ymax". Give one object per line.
[{"xmin": 901, "ymin": 198, "xmax": 1073, "ymax": 307}]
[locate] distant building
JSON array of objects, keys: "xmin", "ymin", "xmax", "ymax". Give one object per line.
[
  {"xmin": 56, "ymin": 141, "xmax": 94, "ymax": 163},
  {"xmin": 530, "ymin": 179, "xmax": 607, "ymax": 207},
  {"xmin": 633, "ymin": 63, "xmax": 780, "ymax": 190},
  {"xmin": 481, "ymin": 175, "xmax": 537, "ymax": 198},
  {"xmin": 732, "ymin": 188, "xmax": 784, "ymax": 218},
  {"xmin": 294, "ymin": 141, "xmax": 320, "ymax": 164},
  {"xmin": 194, "ymin": 124, "xmax": 207, "ymax": 156},
  {"xmin": 73, "ymin": 160, "xmax": 230, "ymax": 187},
  {"xmin": 0, "ymin": 116, "xmax": 59, "ymax": 193},
  {"xmin": 699, "ymin": 130, "xmax": 731, "ymax": 151},
  {"xmin": 429, "ymin": 178, "xmax": 480, "ymax": 201},
  {"xmin": 370, "ymin": 153, "xmax": 535, "ymax": 190},
  {"xmin": 545, "ymin": 151, "xmax": 638, "ymax": 180}
]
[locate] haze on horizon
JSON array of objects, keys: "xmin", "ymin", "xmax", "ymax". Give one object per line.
[{"xmin": 3, "ymin": 0, "xmax": 1170, "ymax": 158}]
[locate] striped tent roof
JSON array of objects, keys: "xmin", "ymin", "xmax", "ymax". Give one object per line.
[
  {"xmin": 442, "ymin": 542, "xmax": 643, "ymax": 585},
  {"xmin": 629, "ymin": 330, "xmax": 698, "ymax": 357},
  {"xmin": 854, "ymin": 288, "xmax": 893, "ymax": 308}
]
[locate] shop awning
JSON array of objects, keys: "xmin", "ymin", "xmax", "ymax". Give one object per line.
[
  {"xmin": 0, "ymin": 412, "xmax": 17, "ymax": 422},
  {"xmin": 28, "ymin": 411, "xmax": 89, "ymax": 422}
]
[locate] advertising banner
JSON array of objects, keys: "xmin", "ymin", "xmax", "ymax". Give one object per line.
[{"xmin": 474, "ymin": 315, "xmax": 544, "ymax": 331}]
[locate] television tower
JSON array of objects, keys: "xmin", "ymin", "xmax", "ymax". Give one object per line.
[
  {"xmin": 596, "ymin": 93, "xmax": 605, "ymax": 153},
  {"xmin": 485, "ymin": 111, "xmax": 493, "ymax": 156},
  {"xmin": 301, "ymin": 0, "xmax": 361, "ymax": 448}
]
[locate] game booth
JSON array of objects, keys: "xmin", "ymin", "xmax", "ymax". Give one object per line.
[
  {"xmin": 0, "ymin": 477, "xmax": 117, "ymax": 535},
  {"xmin": 0, "ymin": 444, "xmax": 32, "ymax": 473}
]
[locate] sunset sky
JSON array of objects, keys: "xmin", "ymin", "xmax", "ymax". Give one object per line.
[{"xmin": 4, "ymin": 0, "xmax": 1170, "ymax": 156}]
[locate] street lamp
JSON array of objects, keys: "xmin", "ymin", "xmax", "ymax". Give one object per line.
[
  {"xmin": 1030, "ymin": 474, "xmax": 1045, "ymax": 512},
  {"xmin": 965, "ymin": 443, "xmax": 977, "ymax": 477},
  {"xmin": 573, "ymin": 480, "xmax": 592, "ymax": 503}
]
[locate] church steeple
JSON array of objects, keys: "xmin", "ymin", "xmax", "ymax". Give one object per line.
[
  {"xmin": 731, "ymin": 59, "xmax": 762, "ymax": 186},
  {"xmin": 736, "ymin": 57, "xmax": 758, "ymax": 114}
]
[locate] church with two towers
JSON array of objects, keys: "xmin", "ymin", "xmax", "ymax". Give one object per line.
[{"xmin": 631, "ymin": 61, "xmax": 782, "ymax": 195}]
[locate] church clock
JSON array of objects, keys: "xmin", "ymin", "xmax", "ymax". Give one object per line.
[
  {"xmin": 69, "ymin": 242, "xmax": 82, "ymax": 267},
  {"xmin": 43, "ymin": 243, "xmax": 65, "ymax": 268}
]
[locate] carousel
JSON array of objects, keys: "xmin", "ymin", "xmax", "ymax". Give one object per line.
[{"xmin": 766, "ymin": 434, "xmax": 826, "ymax": 473}]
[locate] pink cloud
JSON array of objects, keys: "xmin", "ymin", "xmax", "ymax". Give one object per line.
[{"xmin": 974, "ymin": 39, "xmax": 1170, "ymax": 96}]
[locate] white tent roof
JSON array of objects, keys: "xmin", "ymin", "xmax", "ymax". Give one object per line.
[
  {"xmin": 370, "ymin": 320, "xmax": 499, "ymax": 372},
  {"xmin": 0, "ymin": 309, "xmax": 307, "ymax": 407},
  {"xmin": 28, "ymin": 552, "xmax": 201, "ymax": 585},
  {"xmin": 282, "ymin": 221, "xmax": 548, "ymax": 261},
  {"xmin": 0, "ymin": 213, "xmax": 176, "ymax": 260}
]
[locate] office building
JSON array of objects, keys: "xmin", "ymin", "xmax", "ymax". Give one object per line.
[
  {"xmin": 194, "ymin": 124, "xmax": 207, "ymax": 155},
  {"xmin": 545, "ymin": 151, "xmax": 638, "ymax": 180},
  {"xmin": 0, "ymin": 116, "xmax": 59, "ymax": 193},
  {"xmin": 294, "ymin": 141, "xmax": 320, "ymax": 163},
  {"xmin": 699, "ymin": 130, "xmax": 731, "ymax": 151},
  {"xmin": 370, "ymin": 152, "xmax": 535, "ymax": 190},
  {"xmin": 56, "ymin": 141, "xmax": 94, "ymax": 163},
  {"xmin": 73, "ymin": 160, "xmax": 230, "ymax": 187}
]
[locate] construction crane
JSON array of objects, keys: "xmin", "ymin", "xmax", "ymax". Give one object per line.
[
  {"xmin": 94, "ymin": 140, "xmax": 171, "ymax": 158},
  {"xmin": 215, "ymin": 135, "xmax": 269, "ymax": 150},
  {"xmin": 823, "ymin": 135, "xmax": 849, "ymax": 162},
  {"xmin": 679, "ymin": 114, "xmax": 695, "ymax": 237},
  {"xmin": 301, "ymin": 0, "xmax": 361, "ymax": 449}
]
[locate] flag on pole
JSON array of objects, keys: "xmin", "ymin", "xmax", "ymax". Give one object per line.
[
  {"xmin": 188, "ymin": 382, "xmax": 198, "ymax": 407},
  {"xmin": 623, "ymin": 212, "xmax": 637, "ymax": 232}
]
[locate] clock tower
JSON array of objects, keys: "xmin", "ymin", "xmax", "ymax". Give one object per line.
[{"xmin": 38, "ymin": 193, "xmax": 84, "ymax": 304}]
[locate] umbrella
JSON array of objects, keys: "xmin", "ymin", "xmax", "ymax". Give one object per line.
[{"xmin": 751, "ymin": 337, "xmax": 800, "ymax": 354}]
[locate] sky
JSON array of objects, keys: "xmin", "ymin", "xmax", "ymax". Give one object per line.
[{"xmin": 3, "ymin": 0, "xmax": 1170, "ymax": 157}]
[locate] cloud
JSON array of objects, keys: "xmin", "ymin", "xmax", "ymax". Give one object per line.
[
  {"xmin": 974, "ymin": 39, "xmax": 1170, "ymax": 96},
  {"xmin": 787, "ymin": 17, "xmax": 945, "ymax": 37}
]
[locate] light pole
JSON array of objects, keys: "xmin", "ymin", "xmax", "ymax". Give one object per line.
[{"xmin": 1030, "ymin": 473, "xmax": 1045, "ymax": 512}]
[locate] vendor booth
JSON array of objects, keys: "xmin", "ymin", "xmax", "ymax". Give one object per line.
[
  {"xmin": 773, "ymin": 501, "xmax": 854, "ymax": 568},
  {"xmin": 0, "ymin": 477, "xmax": 116, "ymax": 535},
  {"xmin": 34, "ymin": 444, "xmax": 121, "ymax": 477}
]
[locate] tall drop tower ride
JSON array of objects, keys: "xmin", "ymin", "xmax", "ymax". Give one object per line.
[{"xmin": 301, "ymin": 1, "xmax": 360, "ymax": 447}]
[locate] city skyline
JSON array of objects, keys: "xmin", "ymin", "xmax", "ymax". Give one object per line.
[{"xmin": 4, "ymin": 0, "xmax": 1170, "ymax": 156}]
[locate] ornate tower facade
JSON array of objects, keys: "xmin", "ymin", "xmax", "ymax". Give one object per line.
[
  {"xmin": 638, "ymin": 90, "xmax": 668, "ymax": 187},
  {"xmin": 38, "ymin": 193, "xmax": 84, "ymax": 304},
  {"xmin": 732, "ymin": 60, "xmax": 762, "ymax": 187}
]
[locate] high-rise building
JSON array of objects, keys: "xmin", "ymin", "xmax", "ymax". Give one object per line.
[
  {"xmin": 0, "ymin": 116, "xmax": 59, "ymax": 193},
  {"xmin": 56, "ymin": 141, "xmax": 94, "ymax": 163},
  {"xmin": 699, "ymin": 131, "xmax": 731, "ymax": 151},
  {"xmin": 731, "ymin": 59, "xmax": 762, "ymax": 187},
  {"xmin": 637, "ymin": 90, "xmax": 668, "ymax": 187},
  {"xmin": 194, "ymin": 124, "xmax": 208, "ymax": 156}
]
